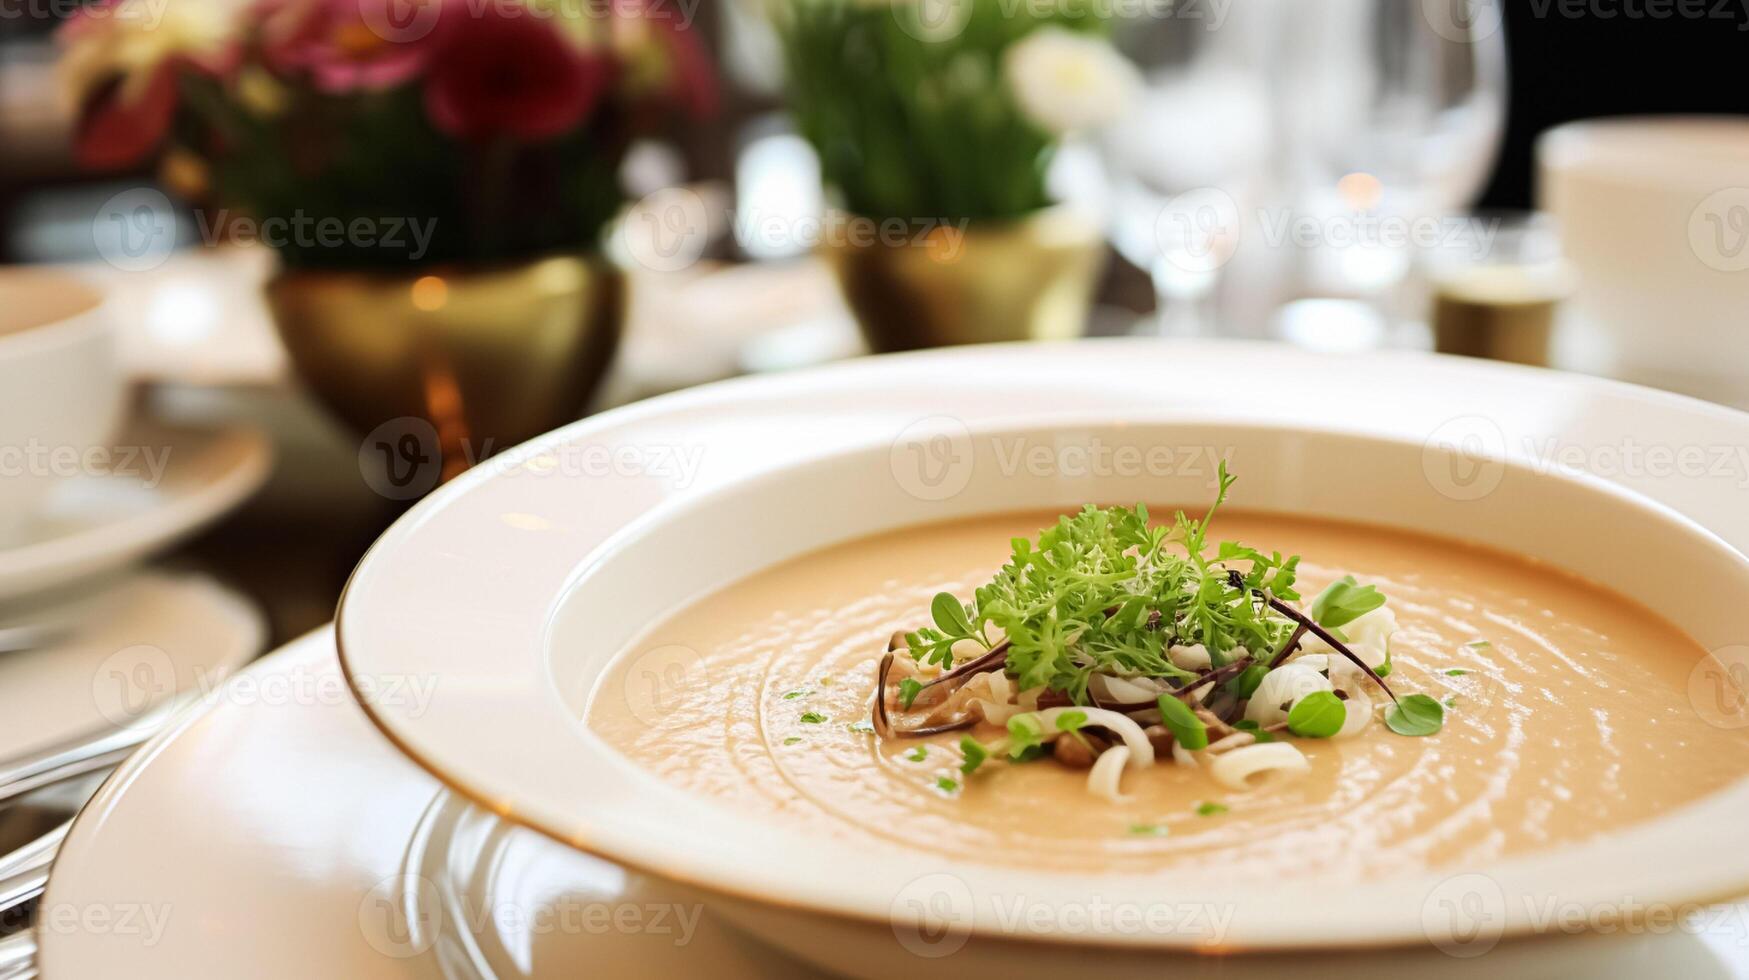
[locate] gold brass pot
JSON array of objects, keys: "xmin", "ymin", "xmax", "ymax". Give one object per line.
[
  {"xmin": 820, "ymin": 206, "xmax": 1105, "ymax": 353},
  {"xmin": 267, "ymin": 255, "xmax": 624, "ymax": 480}
]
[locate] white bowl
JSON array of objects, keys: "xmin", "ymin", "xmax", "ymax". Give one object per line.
[
  {"xmin": 0, "ymin": 267, "xmax": 123, "ymax": 548},
  {"xmin": 337, "ymin": 341, "xmax": 1749, "ymax": 976}
]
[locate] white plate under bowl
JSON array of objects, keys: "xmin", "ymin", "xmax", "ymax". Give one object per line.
[
  {"xmin": 34, "ymin": 628, "xmax": 811, "ymax": 980},
  {"xmin": 0, "ymin": 568, "xmax": 265, "ymax": 763},
  {"xmin": 0, "ymin": 419, "xmax": 272, "ymax": 603},
  {"xmin": 336, "ymin": 340, "xmax": 1749, "ymax": 975}
]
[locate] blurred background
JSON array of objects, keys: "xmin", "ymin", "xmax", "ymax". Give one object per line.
[{"xmin": 0, "ymin": 0, "xmax": 1746, "ymax": 649}]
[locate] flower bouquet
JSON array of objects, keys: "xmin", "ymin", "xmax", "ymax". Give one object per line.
[
  {"xmin": 58, "ymin": 0, "xmax": 715, "ymax": 474},
  {"xmin": 769, "ymin": 0, "xmax": 1138, "ymax": 350},
  {"xmin": 60, "ymin": 0, "xmax": 714, "ymax": 267}
]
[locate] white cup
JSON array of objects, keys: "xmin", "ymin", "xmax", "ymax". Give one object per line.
[
  {"xmin": 1538, "ymin": 116, "xmax": 1749, "ymax": 385},
  {"xmin": 0, "ymin": 267, "xmax": 125, "ymax": 548}
]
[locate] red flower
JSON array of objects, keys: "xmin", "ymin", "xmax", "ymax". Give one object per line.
[
  {"xmin": 423, "ymin": 6, "xmax": 611, "ymax": 142},
  {"xmin": 260, "ymin": 0, "xmax": 444, "ymax": 93},
  {"xmin": 71, "ymin": 67, "xmax": 179, "ymax": 171}
]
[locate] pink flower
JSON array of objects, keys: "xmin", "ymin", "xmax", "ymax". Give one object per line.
[
  {"xmin": 259, "ymin": 0, "xmax": 443, "ymax": 93},
  {"xmin": 423, "ymin": 6, "xmax": 610, "ymax": 142}
]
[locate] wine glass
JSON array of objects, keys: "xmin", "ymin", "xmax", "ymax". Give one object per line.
[{"xmin": 1094, "ymin": 0, "xmax": 1508, "ymax": 342}]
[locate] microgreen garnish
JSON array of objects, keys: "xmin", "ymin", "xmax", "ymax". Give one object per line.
[
  {"xmin": 782, "ymin": 689, "xmax": 809, "ymax": 700},
  {"xmin": 905, "ymin": 593, "xmax": 991, "ymax": 669},
  {"xmin": 1227, "ymin": 664, "xmax": 1269, "ymax": 700},
  {"xmin": 799, "ymin": 711, "xmax": 827, "ymax": 724},
  {"xmin": 870, "ymin": 467, "xmax": 1447, "ymax": 792},
  {"xmin": 1286, "ymin": 691, "xmax": 1346, "ymax": 739},
  {"xmin": 1129, "ymin": 823, "xmax": 1170, "ymax": 837},
  {"xmin": 783, "ymin": 736, "xmax": 802, "ymax": 745},
  {"xmin": 905, "ymin": 746, "xmax": 928, "ymax": 762},
  {"xmin": 1385, "ymin": 694, "xmax": 1445, "ymax": 736},
  {"xmin": 1156, "ymin": 694, "xmax": 1209, "ymax": 751},
  {"xmin": 935, "ymin": 776, "xmax": 960, "ymax": 794},
  {"xmin": 1195, "ymin": 802, "xmax": 1228, "ymax": 817},
  {"xmin": 1444, "ymin": 668, "xmax": 1468, "ymax": 677},
  {"xmin": 1309, "ymin": 575, "xmax": 1388, "ymax": 631}
]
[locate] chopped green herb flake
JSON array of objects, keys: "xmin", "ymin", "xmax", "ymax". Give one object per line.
[
  {"xmin": 1195, "ymin": 802, "xmax": 1228, "ymax": 817},
  {"xmin": 959, "ymin": 737, "xmax": 988, "ymax": 775},
  {"xmin": 799, "ymin": 711, "xmax": 827, "ymax": 725},
  {"xmin": 782, "ymin": 736, "xmax": 802, "ymax": 745},
  {"xmin": 1128, "ymin": 823, "xmax": 1169, "ymax": 837},
  {"xmin": 905, "ymin": 746, "xmax": 928, "ymax": 763},
  {"xmin": 935, "ymin": 776, "xmax": 960, "ymax": 794},
  {"xmin": 1385, "ymin": 694, "xmax": 1445, "ymax": 737},
  {"xmin": 898, "ymin": 678, "xmax": 924, "ymax": 710},
  {"xmin": 1287, "ymin": 691, "xmax": 1346, "ymax": 739},
  {"xmin": 1444, "ymin": 669, "xmax": 1468, "ymax": 677},
  {"xmin": 847, "ymin": 720, "xmax": 875, "ymax": 734},
  {"xmin": 781, "ymin": 689, "xmax": 809, "ymax": 700}
]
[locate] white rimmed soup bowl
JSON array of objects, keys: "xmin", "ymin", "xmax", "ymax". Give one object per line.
[
  {"xmin": 337, "ymin": 342, "xmax": 1749, "ymax": 978},
  {"xmin": 0, "ymin": 267, "xmax": 123, "ymax": 547}
]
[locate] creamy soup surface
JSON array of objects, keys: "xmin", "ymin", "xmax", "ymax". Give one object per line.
[{"xmin": 587, "ymin": 511, "xmax": 1749, "ymax": 882}]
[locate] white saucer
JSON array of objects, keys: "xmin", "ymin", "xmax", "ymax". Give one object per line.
[
  {"xmin": 35, "ymin": 630, "xmax": 815, "ymax": 979},
  {"xmin": 0, "ymin": 420, "xmax": 272, "ymax": 603},
  {"xmin": 0, "ymin": 569, "xmax": 265, "ymax": 763}
]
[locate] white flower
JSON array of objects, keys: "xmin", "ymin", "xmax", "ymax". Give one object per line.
[{"xmin": 1002, "ymin": 27, "xmax": 1141, "ymax": 136}]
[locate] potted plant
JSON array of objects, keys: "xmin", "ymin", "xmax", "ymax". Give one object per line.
[
  {"xmin": 59, "ymin": 0, "xmax": 714, "ymax": 468},
  {"xmin": 768, "ymin": 0, "xmax": 1137, "ymax": 351}
]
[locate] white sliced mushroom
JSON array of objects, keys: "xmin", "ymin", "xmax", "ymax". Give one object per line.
[
  {"xmin": 1032, "ymin": 707, "xmax": 1156, "ymax": 770},
  {"xmin": 1209, "ymin": 742, "xmax": 1311, "ymax": 790},
  {"xmin": 1333, "ymin": 689, "xmax": 1373, "ymax": 739},
  {"xmin": 1168, "ymin": 643, "xmax": 1213, "ymax": 671},
  {"xmin": 1086, "ymin": 745, "xmax": 1132, "ymax": 802},
  {"xmin": 1243, "ymin": 663, "xmax": 1334, "ymax": 728}
]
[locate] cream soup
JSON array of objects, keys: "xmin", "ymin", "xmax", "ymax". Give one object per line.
[{"xmin": 588, "ymin": 511, "xmax": 1748, "ymax": 881}]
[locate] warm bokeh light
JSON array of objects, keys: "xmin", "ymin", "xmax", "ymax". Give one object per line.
[
  {"xmin": 410, "ymin": 275, "xmax": 448, "ymax": 311},
  {"xmin": 1337, "ymin": 171, "xmax": 1384, "ymax": 211}
]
